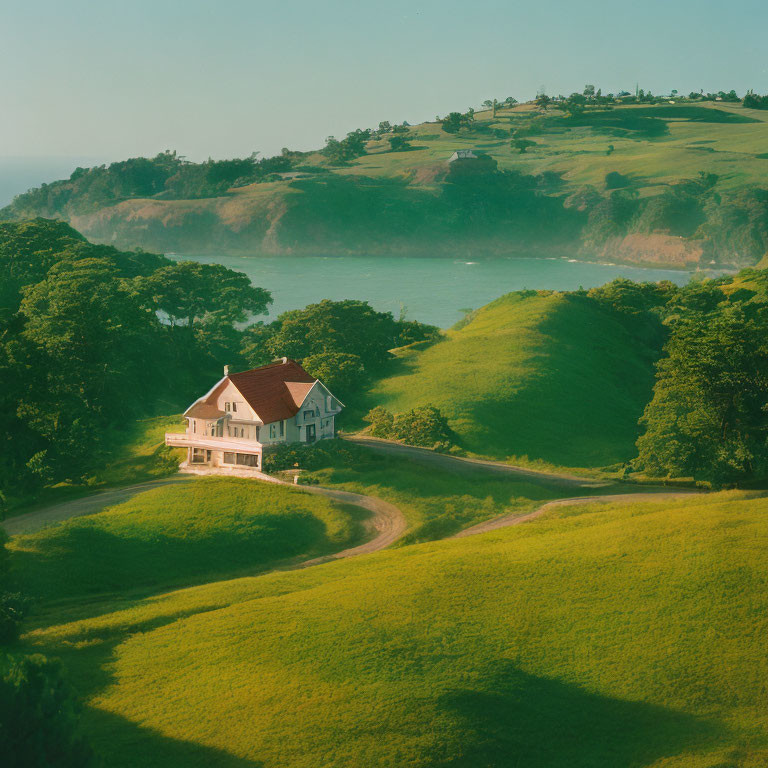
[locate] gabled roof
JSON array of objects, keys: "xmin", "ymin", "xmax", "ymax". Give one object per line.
[
  {"xmin": 185, "ymin": 403, "xmax": 226, "ymax": 420},
  {"xmin": 228, "ymin": 359, "xmax": 318, "ymax": 424}
]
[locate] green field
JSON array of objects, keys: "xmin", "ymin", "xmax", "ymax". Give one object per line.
[
  {"xmin": 363, "ymin": 290, "xmax": 657, "ymax": 471},
  {"xmin": 10, "ymin": 478, "xmax": 363, "ymax": 603},
  {"xmin": 302, "ymin": 451, "xmax": 613, "ymax": 543},
  {"xmin": 21, "ymin": 489, "xmax": 768, "ymax": 767}
]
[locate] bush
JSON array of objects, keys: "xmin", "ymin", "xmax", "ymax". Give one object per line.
[
  {"xmin": 364, "ymin": 407, "xmax": 395, "ymax": 438},
  {"xmin": 0, "ymin": 654, "xmax": 95, "ymax": 767},
  {"xmin": 262, "ymin": 439, "xmax": 366, "ymax": 473},
  {"xmin": 392, "ymin": 405, "xmax": 454, "ymax": 448},
  {"xmin": 0, "ymin": 593, "xmax": 30, "ymax": 645}
]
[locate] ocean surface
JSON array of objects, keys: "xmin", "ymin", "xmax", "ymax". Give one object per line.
[{"xmin": 170, "ymin": 253, "xmax": 713, "ymax": 328}]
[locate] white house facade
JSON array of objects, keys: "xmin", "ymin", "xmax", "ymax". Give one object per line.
[{"xmin": 165, "ymin": 358, "xmax": 343, "ymax": 472}]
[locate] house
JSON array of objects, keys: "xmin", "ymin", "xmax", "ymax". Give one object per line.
[
  {"xmin": 165, "ymin": 358, "xmax": 343, "ymax": 473},
  {"xmin": 446, "ymin": 149, "xmax": 498, "ymax": 176},
  {"xmin": 448, "ymin": 149, "xmax": 479, "ymax": 162}
]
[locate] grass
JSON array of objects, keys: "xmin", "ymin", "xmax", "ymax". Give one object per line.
[
  {"xmin": 301, "ymin": 449, "xmax": 624, "ymax": 543},
  {"xmin": 21, "ymin": 490, "xmax": 768, "ymax": 767},
  {"xmin": 363, "ymin": 291, "xmax": 657, "ymax": 471},
  {"xmin": 10, "ymin": 477, "xmax": 363, "ymax": 603},
  {"xmin": 57, "ymin": 101, "xmax": 768, "ymax": 261},
  {"xmin": 3, "ymin": 414, "xmax": 185, "ymax": 520}
]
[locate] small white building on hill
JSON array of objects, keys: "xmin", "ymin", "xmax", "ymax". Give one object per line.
[{"xmin": 165, "ymin": 358, "xmax": 343, "ymax": 472}]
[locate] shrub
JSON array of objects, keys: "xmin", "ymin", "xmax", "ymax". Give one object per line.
[
  {"xmin": 392, "ymin": 405, "xmax": 454, "ymax": 448},
  {"xmin": 0, "ymin": 654, "xmax": 95, "ymax": 767},
  {"xmin": 364, "ymin": 407, "xmax": 395, "ymax": 438},
  {"xmin": 0, "ymin": 593, "xmax": 30, "ymax": 645},
  {"xmin": 263, "ymin": 439, "xmax": 366, "ymax": 473}
]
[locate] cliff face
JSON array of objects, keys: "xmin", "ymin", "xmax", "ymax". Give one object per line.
[{"xmin": 597, "ymin": 233, "xmax": 706, "ymax": 268}]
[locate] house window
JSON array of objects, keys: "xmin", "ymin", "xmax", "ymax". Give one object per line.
[
  {"xmin": 225, "ymin": 402, "xmax": 230, "ymax": 412},
  {"xmin": 255, "ymin": 426, "xmax": 260, "ymax": 442},
  {"xmin": 304, "ymin": 409, "xmax": 315, "ymax": 420},
  {"xmin": 279, "ymin": 420, "xmax": 285, "ymax": 437},
  {"xmin": 235, "ymin": 453, "xmax": 259, "ymax": 467},
  {"xmin": 232, "ymin": 402, "xmax": 237, "ymax": 412},
  {"xmin": 191, "ymin": 448, "xmax": 207, "ymax": 464},
  {"xmin": 191, "ymin": 419, "xmax": 196, "ymax": 433},
  {"xmin": 269, "ymin": 423, "xmax": 277, "ymax": 439},
  {"xmin": 327, "ymin": 396, "xmax": 333, "ymax": 411},
  {"xmin": 223, "ymin": 452, "xmax": 235, "ymax": 464}
]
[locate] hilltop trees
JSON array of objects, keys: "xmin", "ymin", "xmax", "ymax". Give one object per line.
[
  {"xmin": 323, "ymin": 129, "xmax": 371, "ymax": 164},
  {"xmin": 0, "ymin": 220, "xmax": 272, "ymax": 497},
  {"xmin": 636, "ymin": 299, "xmax": 768, "ymax": 484}
]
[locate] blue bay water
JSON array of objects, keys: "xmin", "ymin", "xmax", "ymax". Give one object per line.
[{"xmin": 171, "ymin": 253, "xmax": 710, "ymax": 328}]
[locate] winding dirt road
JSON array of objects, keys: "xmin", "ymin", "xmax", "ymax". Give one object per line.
[
  {"xmin": 2, "ymin": 448, "xmax": 695, "ymax": 570},
  {"xmin": 452, "ymin": 491, "xmax": 698, "ymax": 539},
  {"xmin": 345, "ymin": 436, "xmax": 606, "ymax": 488}
]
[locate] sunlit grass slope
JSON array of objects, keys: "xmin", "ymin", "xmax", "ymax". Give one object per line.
[
  {"xmin": 303, "ymin": 451, "xmax": 622, "ymax": 544},
  {"xmin": 367, "ymin": 291, "xmax": 656, "ymax": 470},
  {"xmin": 11, "ymin": 477, "xmax": 361, "ymax": 602},
  {"xmin": 27, "ymin": 491, "xmax": 768, "ymax": 767}
]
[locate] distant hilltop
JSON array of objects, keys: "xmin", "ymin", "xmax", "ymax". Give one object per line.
[{"xmin": 4, "ymin": 89, "xmax": 768, "ymax": 269}]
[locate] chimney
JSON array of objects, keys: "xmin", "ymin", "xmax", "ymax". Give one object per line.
[{"xmin": 224, "ymin": 364, "xmax": 230, "ymax": 376}]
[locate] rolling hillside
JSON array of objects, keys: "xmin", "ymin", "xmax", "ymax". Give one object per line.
[
  {"xmin": 5, "ymin": 102, "xmax": 768, "ymax": 267},
  {"xmin": 10, "ymin": 478, "xmax": 362, "ymax": 602},
  {"xmin": 365, "ymin": 290, "xmax": 658, "ymax": 471},
  {"xmin": 22, "ymin": 490, "xmax": 768, "ymax": 767}
]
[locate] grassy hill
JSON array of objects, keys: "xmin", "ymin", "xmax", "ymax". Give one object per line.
[
  {"xmin": 22, "ymin": 490, "xmax": 768, "ymax": 767},
  {"xmin": 10, "ymin": 478, "xmax": 362, "ymax": 602},
  {"xmin": 363, "ymin": 290, "xmax": 658, "ymax": 471},
  {"xmin": 5, "ymin": 101, "xmax": 768, "ymax": 267}
]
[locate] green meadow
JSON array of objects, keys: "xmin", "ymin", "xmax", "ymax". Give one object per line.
[
  {"xmin": 10, "ymin": 478, "xmax": 362, "ymax": 603},
  {"xmin": 20, "ymin": 490, "xmax": 768, "ymax": 767},
  {"xmin": 364, "ymin": 291, "xmax": 657, "ymax": 472}
]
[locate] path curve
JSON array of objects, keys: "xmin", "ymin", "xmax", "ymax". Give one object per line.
[
  {"xmin": 1, "ymin": 471, "xmax": 408, "ymax": 568},
  {"xmin": 452, "ymin": 491, "xmax": 698, "ymax": 539},
  {"xmin": 1, "ymin": 476, "xmax": 194, "ymax": 536},
  {"xmin": 345, "ymin": 436, "xmax": 606, "ymax": 488}
]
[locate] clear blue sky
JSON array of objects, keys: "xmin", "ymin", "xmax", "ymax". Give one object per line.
[{"xmin": 2, "ymin": 0, "xmax": 767, "ymax": 163}]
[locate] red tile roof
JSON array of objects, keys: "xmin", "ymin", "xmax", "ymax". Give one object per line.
[{"xmin": 229, "ymin": 359, "xmax": 317, "ymax": 424}]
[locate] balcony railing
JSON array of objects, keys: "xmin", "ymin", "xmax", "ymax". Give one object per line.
[{"xmin": 165, "ymin": 433, "xmax": 263, "ymax": 453}]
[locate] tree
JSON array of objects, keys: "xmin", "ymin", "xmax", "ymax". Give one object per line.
[
  {"xmin": 636, "ymin": 302, "xmax": 768, "ymax": 484},
  {"xmin": 513, "ymin": 138, "xmax": 536, "ymax": 154},
  {"xmin": 0, "ymin": 654, "xmax": 95, "ymax": 767},
  {"xmin": 136, "ymin": 261, "xmax": 271, "ymax": 330},
  {"xmin": 301, "ymin": 351, "xmax": 366, "ymax": 399},
  {"xmin": 583, "ymin": 84, "xmax": 595, "ymax": 98},
  {"xmin": 504, "ymin": 96, "xmax": 518, "ymax": 107},
  {"xmin": 441, "ymin": 112, "xmax": 470, "ymax": 134},
  {"xmin": 535, "ymin": 93, "xmax": 551, "ymax": 110},
  {"xmin": 388, "ymin": 135, "xmax": 411, "ymax": 152},
  {"xmin": 266, "ymin": 300, "xmax": 397, "ymax": 370}
]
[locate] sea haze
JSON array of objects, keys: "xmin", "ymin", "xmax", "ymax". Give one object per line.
[{"xmin": 0, "ymin": 156, "xmax": 105, "ymax": 207}]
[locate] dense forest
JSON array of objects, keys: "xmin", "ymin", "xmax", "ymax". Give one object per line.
[{"xmin": 0, "ymin": 220, "xmax": 437, "ymax": 506}]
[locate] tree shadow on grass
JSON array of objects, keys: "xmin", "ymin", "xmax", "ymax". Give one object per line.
[
  {"xmin": 86, "ymin": 707, "xmax": 263, "ymax": 768},
  {"xmin": 433, "ymin": 664, "xmax": 723, "ymax": 767},
  {"xmin": 13, "ymin": 510, "xmax": 340, "ymax": 606}
]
